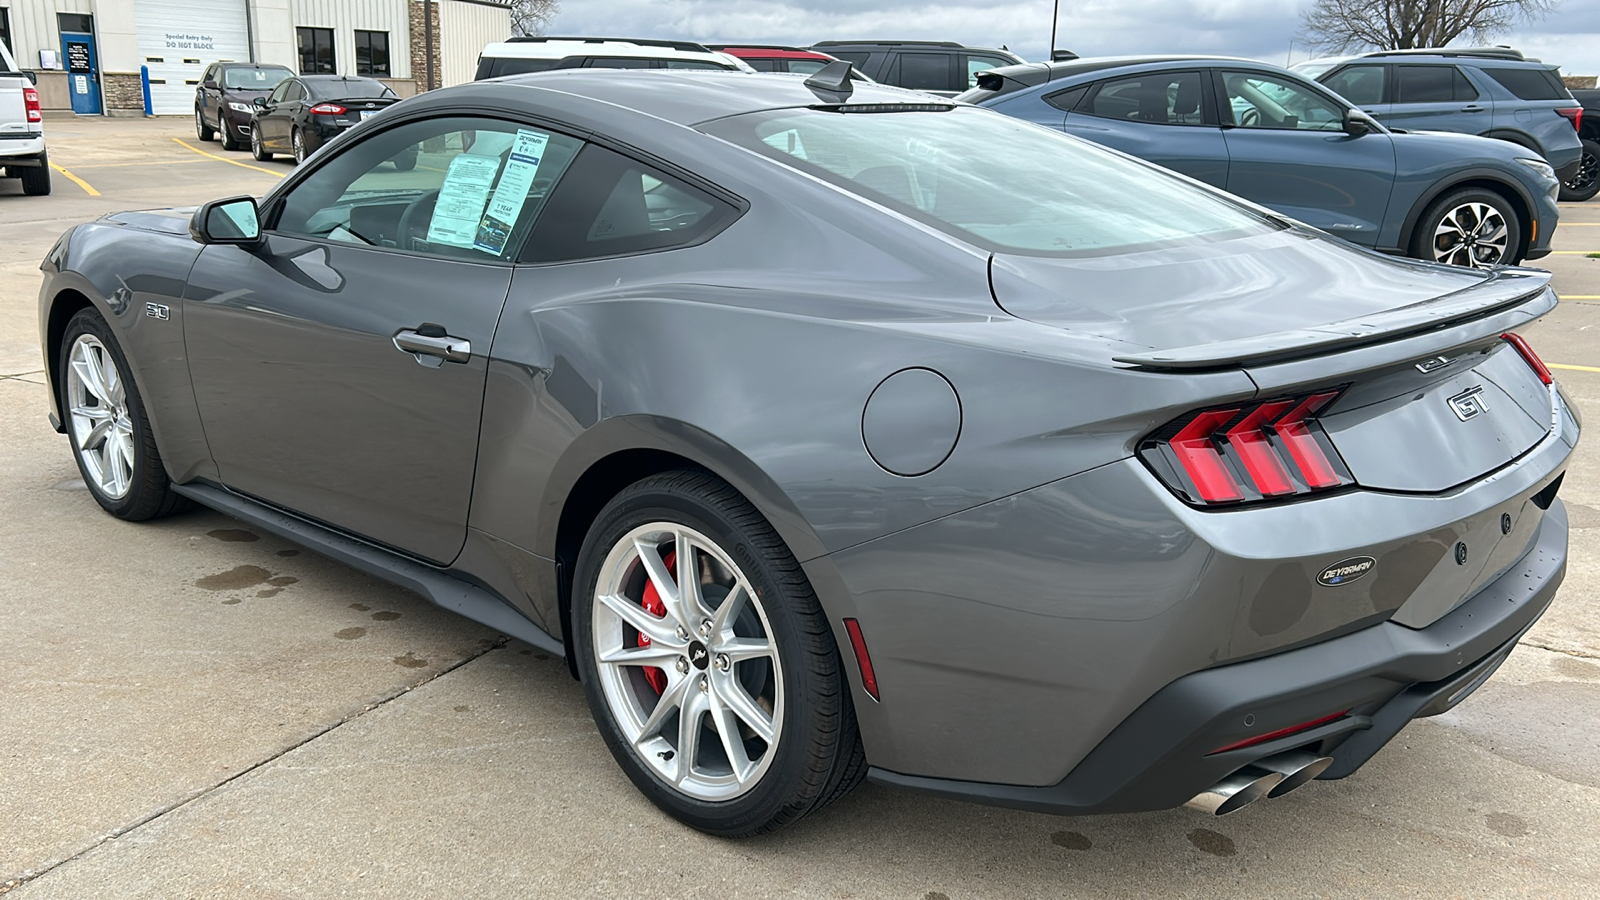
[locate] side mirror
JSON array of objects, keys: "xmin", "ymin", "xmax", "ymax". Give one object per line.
[
  {"xmin": 253, "ymin": 96, "xmax": 266, "ymax": 109},
  {"xmin": 202, "ymin": 79, "xmax": 218, "ymax": 90},
  {"xmin": 1343, "ymin": 108, "xmax": 1375, "ymax": 137},
  {"xmin": 25, "ymin": 71, "xmax": 38, "ymax": 85},
  {"xmin": 191, "ymin": 196, "xmax": 263, "ymax": 246}
]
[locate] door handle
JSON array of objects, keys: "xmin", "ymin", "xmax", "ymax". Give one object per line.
[
  {"xmin": 393, "ymin": 324, "xmax": 470, "ymax": 365},
  {"xmin": 1460, "ymin": 105, "xmax": 1486, "ymax": 113}
]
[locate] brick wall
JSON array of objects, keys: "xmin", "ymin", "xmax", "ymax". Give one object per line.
[
  {"xmin": 102, "ymin": 73, "xmax": 145, "ymax": 116},
  {"xmin": 409, "ymin": 0, "xmax": 442, "ymax": 92}
]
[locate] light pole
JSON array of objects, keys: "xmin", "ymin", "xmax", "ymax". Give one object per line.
[{"xmin": 1049, "ymin": 0, "xmax": 1060, "ymax": 58}]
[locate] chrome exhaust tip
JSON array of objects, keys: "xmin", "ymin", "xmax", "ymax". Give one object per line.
[
  {"xmin": 1254, "ymin": 751, "xmax": 1334, "ymax": 798},
  {"xmin": 1184, "ymin": 767, "xmax": 1283, "ymax": 816}
]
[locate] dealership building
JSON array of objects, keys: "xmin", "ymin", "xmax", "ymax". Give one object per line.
[{"xmin": 0, "ymin": 0, "xmax": 509, "ymax": 114}]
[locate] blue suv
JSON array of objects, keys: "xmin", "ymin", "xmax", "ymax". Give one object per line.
[
  {"xmin": 1294, "ymin": 48, "xmax": 1584, "ymax": 196},
  {"xmin": 960, "ymin": 57, "xmax": 1560, "ymax": 268}
]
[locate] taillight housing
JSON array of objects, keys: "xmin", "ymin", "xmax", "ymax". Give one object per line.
[
  {"xmin": 309, "ymin": 103, "xmax": 347, "ymax": 116},
  {"xmin": 1141, "ymin": 388, "xmax": 1354, "ymax": 506},
  {"xmin": 1556, "ymin": 106, "xmax": 1582, "ymax": 132},
  {"xmin": 23, "ymin": 87, "xmax": 42, "ymax": 124},
  {"xmin": 1502, "ymin": 332, "xmax": 1553, "ymax": 385}
]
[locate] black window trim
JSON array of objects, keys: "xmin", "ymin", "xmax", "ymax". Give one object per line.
[{"xmin": 1077, "ymin": 68, "xmax": 1220, "ymax": 128}]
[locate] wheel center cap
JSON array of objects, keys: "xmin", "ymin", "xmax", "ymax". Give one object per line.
[{"xmin": 687, "ymin": 640, "xmax": 710, "ymax": 671}]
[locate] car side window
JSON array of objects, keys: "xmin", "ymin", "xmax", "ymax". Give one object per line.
[
  {"xmin": 745, "ymin": 58, "xmax": 779, "ymax": 72},
  {"xmin": 786, "ymin": 59, "xmax": 828, "ymax": 75},
  {"xmin": 203, "ymin": 65, "xmax": 216, "ymax": 85},
  {"xmin": 964, "ymin": 54, "xmax": 1013, "ymax": 89},
  {"xmin": 1044, "ymin": 85, "xmax": 1089, "ymax": 112},
  {"xmin": 1084, "ymin": 72, "xmax": 1207, "ymax": 125},
  {"xmin": 1396, "ymin": 65, "xmax": 1464, "ymax": 104},
  {"xmin": 1221, "ymin": 71, "xmax": 1344, "ymax": 131},
  {"xmin": 490, "ymin": 57, "xmax": 560, "ymax": 77},
  {"xmin": 272, "ymin": 117, "xmax": 582, "ymax": 262},
  {"xmin": 267, "ymin": 81, "xmax": 290, "ymax": 104},
  {"xmin": 1322, "ymin": 65, "xmax": 1386, "ymax": 106},
  {"xmin": 898, "ymin": 53, "xmax": 953, "ymax": 92},
  {"xmin": 521, "ymin": 144, "xmax": 738, "ymax": 264}
]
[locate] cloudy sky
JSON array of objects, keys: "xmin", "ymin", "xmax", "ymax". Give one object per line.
[{"xmin": 547, "ymin": 0, "xmax": 1600, "ymax": 75}]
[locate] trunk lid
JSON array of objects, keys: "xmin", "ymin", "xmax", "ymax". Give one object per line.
[
  {"xmin": 990, "ymin": 228, "xmax": 1558, "ymax": 493},
  {"xmin": 320, "ymin": 96, "xmax": 400, "ymax": 128}
]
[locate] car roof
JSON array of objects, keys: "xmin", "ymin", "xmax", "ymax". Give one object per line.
[
  {"xmin": 811, "ymin": 40, "xmax": 966, "ymax": 49},
  {"xmin": 977, "ymin": 55, "xmax": 1287, "ymax": 90},
  {"xmin": 480, "ymin": 37, "xmax": 739, "ymax": 66},
  {"xmin": 710, "ymin": 45, "xmax": 834, "ymax": 60},
  {"xmin": 462, "ymin": 68, "xmax": 954, "ymax": 127}
]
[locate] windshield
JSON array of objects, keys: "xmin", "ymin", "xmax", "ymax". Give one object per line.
[
  {"xmin": 223, "ymin": 67, "xmax": 292, "ymax": 90},
  {"xmin": 702, "ymin": 106, "xmax": 1276, "ymax": 256}
]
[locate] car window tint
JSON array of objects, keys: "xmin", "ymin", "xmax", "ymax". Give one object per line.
[
  {"xmin": 267, "ymin": 81, "xmax": 291, "ymax": 103},
  {"xmin": 1482, "ymin": 67, "xmax": 1569, "ymax": 101},
  {"xmin": 1452, "ymin": 69, "xmax": 1479, "ymax": 101},
  {"xmin": 1085, "ymin": 72, "xmax": 1206, "ymax": 125},
  {"xmin": 1322, "ymin": 65, "xmax": 1386, "ymax": 106},
  {"xmin": 587, "ymin": 57, "xmax": 656, "ymax": 69},
  {"xmin": 786, "ymin": 59, "xmax": 829, "ymax": 75},
  {"xmin": 522, "ymin": 144, "xmax": 737, "ymax": 264},
  {"xmin": 1395, "ymin": 66, "xmax": 1457, "ymax": 103},
  {"xmin": 898, "ymin": 53, "xmax": 952, "ymax": 91},
  {"xmin": 308, "ymin": 78, "xmax": 392, "ymax": 98},
  {"xmin": 704, "ymin": 106, "xmax": 1276, "ymax": 257},
  {"xmin": 964, "ymin": 54, "xmax": 1012, "ymax": 89},
  {"xmin": 1045, "ymin": 85, "xmax": 1089, "ymax": 112},
  {"xmin": 745, "ymin": 58, "xmax": 779, "ymax": 72},
  {"xmin": 489, "ymin": 57, "xmax": 559, "ymax": 78},
  {"xmin": 274, "ymin": 117, "xmax": 582, "ymax": 262},
  {"xmin": 664, "ymin": 59, "xmax": 732, "ymax": 70},
  {"xmin": 1222, "ymin": 71, "xmax": 1344, "ymax": 130}
]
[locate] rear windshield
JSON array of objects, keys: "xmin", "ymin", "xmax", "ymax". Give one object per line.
[
  {"xmin": 309, "ymin": 79, "xmax": 394, "ymax": 99},
  {"xmin": 223, "ymin": 67, "xmax": 292, "ymax": 90},
  {"xmin": 702, "ymin": 106, "xmax": 1276, "ymax": 256},
  {"xmin": 1482, "ymin": 67, "xmax": 1571, "ymax": 101}
]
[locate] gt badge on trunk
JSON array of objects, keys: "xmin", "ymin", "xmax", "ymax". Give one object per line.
[
  {"xmin": 1318, "ymin": 556, "xmax": 1376, "ymax": 586},
  {"xmin": 1448, "ymin": 385, "xmax": 1489, "ymax": 421}
]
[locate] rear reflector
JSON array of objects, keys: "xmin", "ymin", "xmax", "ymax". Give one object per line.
[
  {"xmin": 1556, "ymin": 106, "xmax": 1582, "ymax": 132},
  {"xmin": 1141, "ymin": 388, "xmax": 1353, "ymax": 506},
  {"xmin": 1210, "ymin": 710, "xmax": 1349, "ymax": 755},
  {"xmin": 1502, "ymin": 332, "xmax": 1553, "ymax": 385},
  {"xmin": 842, "ymin": 618, "xmax": 879, "ymax": 701}
]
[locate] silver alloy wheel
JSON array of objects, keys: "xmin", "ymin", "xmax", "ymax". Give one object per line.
[
  {"xmin": 252, "ymin": 128, "xmax": 261, "ymax": 156},
  {"xmin": 293, "ymin": 130, "xmax": 304, "ymax": 163},
  {"xmin": 195, "ymin": 109, "xmax": 205, "ymax": 139},
  {"xmin": 1431, "ymin": 201, "xmax": 1510, "ymax": 268},
  {"xmin": 591, "ymin": 522, "xmax": 783, "ymax": 802},
  {"xmin": 66, "ymin": 334, "xmax": 135, "ymax": 500}
]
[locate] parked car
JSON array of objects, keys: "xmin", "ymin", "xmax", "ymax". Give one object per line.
[
  {"xmin": 250, "ymin": 74, "xmax": 402, "ymax": 165},
  {"xmin": 38, "ymin": 69, "xmax": 1577, "ymax": 836},
  {"xmin": 708, "ymin": 44, "xmax": 868, "ymax": 79},
  {"xmin": 194, "ymin": 62, "xmax": 294, "ymax": 152},
  {"xmin": 961, "ymin": 56, "xmax": 1561, "ymax": 268},
  {"xmin": 1563, "ymin": 87, "xmax": 1599, "ymax": 201},
  {"xmin": 0, "ymin": 39, "xmax": 48, "ymax": 196},
  {"xmin": 1293, "ymin": 48, "xmax": 1584, "ymax": 193},
  {"xmin": 809, "ymin": 40, "xmax": 1023, "ymax": 96},
  {"xmin": 474, "ymin": 37, "xmax": 754, "ymax": 80}
]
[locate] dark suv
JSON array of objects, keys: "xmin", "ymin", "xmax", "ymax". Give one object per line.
[
  {"xmin": 1294, "ymin": 49, "xmax": 1583, "ymax": 190},
  {"xmin": 1565, "ymin": 87, "xmax": 1599, "ymax": 201},
  {"xmin": 809, "ymin": 40, "xmax": 1023, "ymax": 96},
  {"xmin": 195, "ymin": 63, "xmax": 294, "ymax": 152}
]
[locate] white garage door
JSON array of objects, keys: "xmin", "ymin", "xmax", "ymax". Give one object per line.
[{"xmin": 135, "ymin": 0, "xmax": 251, "ymax": 115}]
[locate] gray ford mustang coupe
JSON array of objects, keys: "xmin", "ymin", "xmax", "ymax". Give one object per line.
[{"xmin": 37, "ymin": 67, "xmax": 1579, "ymax": 835}]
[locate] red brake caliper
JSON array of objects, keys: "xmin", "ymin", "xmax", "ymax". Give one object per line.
[{"xmin": 637, "ymin": 550, "xmax": 673, "ymax": 695}]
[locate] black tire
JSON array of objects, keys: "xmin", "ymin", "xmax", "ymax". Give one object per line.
[
  {"xmin": 220, "ymin": 120, "xmax": 242, "ymax": 152},
  {"xmin": 195, "ymin": 107, "xmax": 216, "ymax": 141},
  {"xmin": 1409, "ymin": 187, "xmax": 1523, "ymax": 268},
  {"xmin": 572, "ymin": 470, "xmax": 866, "ymax": 836},
  {"xmin": 20, "ymin": 151, "xmax": 51, "ymax": 196},
  {"xmin": 58, "ymin": 308, "xmax": 190, "ymax": 521},
  {"xmin": 251, "ymin": 126, "xmax": 272, "ymax": 161},
  {"xmin": 392, "ymin": 150, "xmax": 417, "ymax": 171},
  {"xmin": 1559, "ymin": 138, "xmax": 1600, "ymax": 202}
]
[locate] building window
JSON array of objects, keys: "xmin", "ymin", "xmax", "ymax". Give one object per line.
[
  {"xmin": 57, "ymin": 13, "xmax": 94, "ymax": 34},
  {"xmin": 297, "ymin": 27, "xmax": 335, "ymax": 75},
  {"xmin": 354, "ymin": 30, "xmax": 389, "ymax": 77}
]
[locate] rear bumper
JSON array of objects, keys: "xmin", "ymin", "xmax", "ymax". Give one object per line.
[
  {"xmin": 0, "ymin": 134, "xmax": 47, "ymax": 160},
  {"xmin": 869, "ymin": 499, "xmax": 1568, "ymax": 815}
]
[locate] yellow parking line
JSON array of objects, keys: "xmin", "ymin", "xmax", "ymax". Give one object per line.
[
  {"xmin": 1548, "ymin": 250, "xmax": 1599, "ymax": 254},
  {"xmin": 49, "ymin": 163, "xmax": 99, "ymax": 196},
  {"xmin": 171, "ymin": 138, "xmax": 282, "ymax": 177},
  {"xmin": 1563, "ymin": 295, "xmax": 1600, "ymax": 299},
  {"xmin": 1551, "ymin": 363, "xmax": 1600, "ymax": 373},
  {"xmin": 74, "ymin": 158, "xmax": 209, "ymax": 169},
  {"xmin": 1561, "ymin": 222, "xmax": 1600, "ymax": 226}
]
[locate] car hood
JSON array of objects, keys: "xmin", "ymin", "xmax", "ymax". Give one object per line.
[
  {"xmin": 103, "ymin": 208, "xmax": 198, "ymax": 236},
  {"xmin": 989, "ymin": 224, "xmax": 1546, "ymax": 364},
  {"xmin": 1389, "ymin": 129, "xmax": 1547, "ymax": 168}
]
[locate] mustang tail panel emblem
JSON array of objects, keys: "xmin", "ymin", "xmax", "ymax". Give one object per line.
[{"xmin": 1447, "ymin": 385, "xmax": 1489, "ymax": 421}]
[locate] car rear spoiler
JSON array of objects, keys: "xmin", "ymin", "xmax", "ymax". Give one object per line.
[{"xmin": 1112, "ymin": 269, "xmax": 1554, "ymax": 370}]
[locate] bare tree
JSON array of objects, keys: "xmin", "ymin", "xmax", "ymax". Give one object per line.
[
  {"xmin": 1300, "ymin": 0, "xmax": 1557, "ymax": 52},
  {"xmin": 510, "ymin": 0, "xmax": 560, "ymax": 38}
]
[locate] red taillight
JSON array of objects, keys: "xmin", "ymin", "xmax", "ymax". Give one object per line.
[
  {"xmin": 309, "ymin": 103, "xmax": 346, "ymax": 115},
  {"xmin": 842, "ymin": 618, "xmax": 879, "ymax": 701},
  {"xmin": 1210, "ymin": 710, "xmax": 1349, "ymax": 755},
  {"xmin": 1556, "ymin": 106, "xmax": 1582, "ymax": 132},
  {"xmin": 1143, "ymin": 388, "xmax": 1352, "ymax": 506},
  {"xmin": 1502, "ymin": 332, "xmax": 1553, "ymax": 385},
  {"xmin": 23, "ymin": 87, "xmax": 42, "ymax": 124}
]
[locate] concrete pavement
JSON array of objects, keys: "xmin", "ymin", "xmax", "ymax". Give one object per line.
[{"xmin": 3, "ymin": 116, "xmax": 1599, "ymax": 899}]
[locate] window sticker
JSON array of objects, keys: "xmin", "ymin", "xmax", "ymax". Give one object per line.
[
  {"xmin": 473, "ymin": 129, "xmax": 550, "ymax": 256},
  {"xmin": 426, "ymin": 153, "xmax": 502, "ymax": 248}
]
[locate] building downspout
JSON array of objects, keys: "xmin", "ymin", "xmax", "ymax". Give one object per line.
[{"xmin": 244, "ymin": 0, "xmax": 256, "ymax": 63}]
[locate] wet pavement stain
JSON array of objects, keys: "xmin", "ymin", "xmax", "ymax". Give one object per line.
[
  {"xmin": 1187, "ymin": 829, "xmax": 1237, "ymax": 857},
  {"xmin": 1487, "ymin": 812, "xmax": 1529, "ymax": 836},
  {"xmin": 276, "ymin": 549, "xmax": 300, "ymax": 557},
  {"xmin": 1435, "ymin": 681, "xmax": 1600, "ymax": 789},
  {"xmin": 349, "ymin": 603, "xmax": 372, "ymax": 612},
  {"xmin": 534, "ymin": 654, "xmax": 549, "ymax": 661},
  {"xmin": 371, "ymin": 611, "xmax": 401, "ymax": 621},
  {"xmin": 1554, "ymin": 656, "xmax": 1600, "ymax": 679},
  {"xmin": 195, "ymin": 565, "xmax": 271, "ymax": 591},
  {"xmin": 453, "ymin": 705, "xmax": 470, "ymax": 713},
  {"xmin": 1565, "ymin": 502, "xmax": 1600, "ymax": 529},
  {"xmin": 267, "ymin": 576, "xmax": 298, "ymax": 586},
  {"xmin": 334, "ymin": 627, "xmax": 367, "ymax": 640},
  {"xmin": 518, "ymin": 649, "xmax": 532, "ymax": 655},
  {"xmin": 207, "ymin": 528, "xmax": 259, "ymax": 543},
  {"xmin": 925, "ymin": 893, "xmax": 950, "ymax": 900},
  {"xmin": 393, "ymin": 653, "xmax": 428, "ymax": 668},
  {"xmin": 1050, "ymin": 830, "xmax": 1092, "ymax": 850},
  {"xmin": 256, "ymin": 588, "xmax": 282, "ymax": 598},
  {"xmin": 220, "ymin": 598, "xmax": 242, "ymax": 605}
]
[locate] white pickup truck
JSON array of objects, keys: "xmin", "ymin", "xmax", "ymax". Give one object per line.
[{"xmin": 0, "ymin": 40, "xmax": 50, "ymax": 196}]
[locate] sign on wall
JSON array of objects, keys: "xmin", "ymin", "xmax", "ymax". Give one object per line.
[{"xmin": 134, "ymin": 0, "xmax": 250, "ymax": 115}]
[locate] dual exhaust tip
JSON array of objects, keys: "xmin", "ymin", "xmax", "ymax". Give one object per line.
[{"xmin": 1184, "ymin": 751, "xmax": 1333, "ymax": 816}]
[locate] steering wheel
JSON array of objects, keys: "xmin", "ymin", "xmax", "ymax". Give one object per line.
[
  {"xmin": 1240, "ymin": 108, "xmax": 1261, "ymax": 127},
  {"xmin": 397, "ymin": 190, "xmax": 440, "ymax": 251}
]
